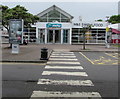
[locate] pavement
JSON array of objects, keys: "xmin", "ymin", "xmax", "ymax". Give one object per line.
[{"xmin": 1, "ymin": 43, "xmax": 119, "ymax": 63}]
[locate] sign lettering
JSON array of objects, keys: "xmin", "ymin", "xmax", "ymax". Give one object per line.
[
  {"xmin": 73, "ymin": 22, "xmax": 104, "ymax": 27},
  {"xmin": 46, "ymin": 23, "xmax": 62, "ymax": 28}
]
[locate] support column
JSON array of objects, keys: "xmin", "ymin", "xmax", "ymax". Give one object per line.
[
  {"xmin": 69, "ymin": 28, "xmax": 72, "ymax": 44},
  {"xmin": 45, "ymin": 29, "xmax": 47, "ymax": 44},
  {"xmin": 36, "ymin": 27, "xmax": 39, "ymax": 44},
  {"xmin": 61, "ymin": 29, "xmax": 63, "ymax": 44}
]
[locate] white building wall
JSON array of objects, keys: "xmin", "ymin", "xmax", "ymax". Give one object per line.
[
  {"xmin": 35, "ymin": 21, "xmax": 107, "ymax": 44},
  {"xmin": 45, "ymin": 29, "xmax": 47, "ymax": 44},
  {"xmin": 36, "ymin": 22, "xmax": 72, "ymax": 28},
  {"xmin": 36, "ymin": 22, "xmax": 72, "ymax": 44},
  {"xmin": 36, "ymin": 27, "xmax": 39, "ymax": 43},
  {"xmin": 69, "ymin": 28, "xmax": 72, "ymax": 44}
]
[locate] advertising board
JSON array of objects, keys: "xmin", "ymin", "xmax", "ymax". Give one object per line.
[{"xmin": 9, "ymin": 19, "xmax": 24, "ymax": 44}]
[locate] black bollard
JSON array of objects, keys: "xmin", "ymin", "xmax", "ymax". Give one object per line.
[{"xmin": 40, "ymin": 47, "xmax": 48, "ymax": 60}]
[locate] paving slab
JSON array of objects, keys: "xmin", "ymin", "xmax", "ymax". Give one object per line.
[{"xmin": 1, "ymin": 44, "xmax": 119, "ymax": 63}]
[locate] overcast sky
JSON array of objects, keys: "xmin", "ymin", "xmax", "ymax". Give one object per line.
[{"xmin": 1, "ymin": 1, "xmax": 119, "ymax": 22}]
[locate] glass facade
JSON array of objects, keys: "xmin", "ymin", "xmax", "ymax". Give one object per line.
[
  {"xmin": 38, "ymin": 29, "xmax": 45, "ymax": 43},
  {"xmin": 35, "ymin": 5, "xmax": 107, "ymax": 44},
  {"xmin": 72, "ymin": 28, "xmax": 106, "ymax": 44},
  {"xmin": 63, "ymin": 29, "xmax": 70, "ymax": 43},
  {"xmin": 40, "ymin": 9, "xmax": 71, "ymax": 22},
  {"xmin": 23, "ymin": 27, "xmax": 36, "ymax": 43},
  {"xmin": 13, "ymin": 25, "xmax": 107, "ymax": 44}
]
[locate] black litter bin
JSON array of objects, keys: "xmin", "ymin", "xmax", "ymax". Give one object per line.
[{"xmin": 40, "ymin": 48, "xmax": 48, "ymax": 60}]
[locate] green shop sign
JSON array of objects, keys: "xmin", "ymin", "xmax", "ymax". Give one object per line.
[{"xmin": 46, "ymin": 23, "xmax": 62, "ymax": 28}]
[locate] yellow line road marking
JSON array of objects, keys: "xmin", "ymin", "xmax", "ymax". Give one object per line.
[
  {"xmin": 79, "ymin": 52, "xmax": 94, "ymax": 64},
  {"xmin": 79, "ymin": 52, "xmax": 118, "ymax": 65},
  {"xmin": 105, "ymin": 53, "xmax": 118, "ymax": 59},
  {"xmin": 98, "ymin": 63, "xmax": 104, "ymax": 64},
  {"xmin": 112, "ymin": 63, "xmax": 118, "ymax": 65}
]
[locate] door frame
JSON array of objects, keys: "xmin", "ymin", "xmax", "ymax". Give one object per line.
[{"xmin": 47, "ymin": 29, "xmax": 61, "ymax": 44}]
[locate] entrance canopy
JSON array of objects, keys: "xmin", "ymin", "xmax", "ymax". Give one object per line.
[
  {"xmin": 112, "ymin": 28, "xmax": 120, "ymax": 34},
  {"xmin": 37, "ymin": 5, "xmax": 73, "ymax": 22},
  {"xmin": 108, "ymin": 23, "xmax": 120, "ymax": 34}
]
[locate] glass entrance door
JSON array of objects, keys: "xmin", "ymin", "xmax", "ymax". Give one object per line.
[
  {"xmin": 47, "ymin": 30, "xmax": 54, "ymax": 43},
  {"xmin": 47, "ymin": 29, "xmax": 61, "ymax": 44},
  {"xmin": 55, "ymin": 30, "xmax": 61, "ymax": 43}
]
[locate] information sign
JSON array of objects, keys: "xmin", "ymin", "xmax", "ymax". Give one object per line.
[{"xmin": 12, "ymin": 44, "xmax": 19, "ymax": 54}]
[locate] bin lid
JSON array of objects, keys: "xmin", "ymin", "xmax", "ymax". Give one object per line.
[{"xmin": 41, "ymin": 47, "xmax": 48, "ymax": 50}]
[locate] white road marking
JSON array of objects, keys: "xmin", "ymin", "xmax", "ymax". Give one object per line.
[
  {"xmin": 50, "ymin": 56, "xmax": 76, "ymax": 58},
  {"xmin": 37, "ymin": 79, "xmax": 94, "ymax": 86},
  {"xmin": 31, "ymin": 91, "xmax": 101, "ymax": 97},
  {"xmin": 42, "ymin": 71, "xmax": 88, "ymax": 76},
  {"xmin": 45, "ymin": 65, "xmax": 83, "ymax": 69},
  {"xmin": 52, "ymin": 54, "xmax": 75, "ymax": 56},
  {"xmin": 47, "ymin": 61, "xmax": 80, "ymax": 64},
  {"xmin": 49, "ymin": 58, "xmax": 78, "ymax": 61},
  {"xmin": 53, "ymin": 52, "xmax": 74, "ymax": 54}
]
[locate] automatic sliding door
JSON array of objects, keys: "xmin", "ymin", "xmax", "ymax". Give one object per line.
[
  {"xmin": 47, "ymin": 29, "xmax": 61, "ymax": 44},
  {"xmin": 55, "ymin": 30, "xmax": 61, "ymax": 43},
  {"xmin": 47, "ymin": 30, "xmax": 53, "ymax": 43}
]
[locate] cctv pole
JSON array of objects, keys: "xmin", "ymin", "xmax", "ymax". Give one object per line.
[
  {"xmin": 82, "ymin": 25, "xmax": 91, "ymax": 50},
  {"xmin": 105, "ymin": 16, "xmax": 110, "ymax": 48},
  {"xmin": 83, "ymin": 30, "xmax": 86, "ymax": 50}
]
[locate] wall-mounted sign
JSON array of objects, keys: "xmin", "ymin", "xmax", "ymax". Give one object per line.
[
  {"xmin": 46, "ymin": 23, "xmax": 62, "ymax": 28},
  {"xmin": 9, "ymin": 19, "xmax": 24, "ymax": 44},
  {"xmin": 73, "ymin": 22, "xmax": 106, "ymax": 27}
]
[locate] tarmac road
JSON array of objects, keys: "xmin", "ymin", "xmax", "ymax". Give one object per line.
[
  {"xmin": 2, "ymin": 63, "xmax": 46, "ymax": 98},
  {"xmin": 75, "ymin": 52, "xmax": 118, "ymax": 98},
  {"xmin": 2, "ymin": 52, "xmax": 118, "ymax": 99}
]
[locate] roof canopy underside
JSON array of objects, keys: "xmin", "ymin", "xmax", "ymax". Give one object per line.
[{"xmin": 37, "ymin": 5, "xmax": 73, "ymax": 22}]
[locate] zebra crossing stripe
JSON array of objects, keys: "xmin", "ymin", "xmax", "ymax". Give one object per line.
[
  {"xmin": 52, "ymin": 54, "xmax": 75, "ymax": 56},
  {"xmin": 49, "ymin": 58, "xmax": 78, "ymax": 61},
  {"xmin": 53, "ymin": 52, "xmax": 74, "ymax": 54},
  {"xmin": 37, "ymin": 79, "xmax": 94, "ymax": 86},
  {"xmin": 50, "ymin": 56, "xmax": 76, "ymax": 58},
  {"xmin": 31, "ymin": 91, "xmax": 101, "ymax": 97},
  {"xmin": 45, "ymin": 65, "xmax": 83, "ymax": 69},
  {"xmin": 42, "ymin": 71, "xmax": 88, "ymax": 76},
  {"xmin": 47, "ymin": 61, "xmax": 80, "ymax": 64}
]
